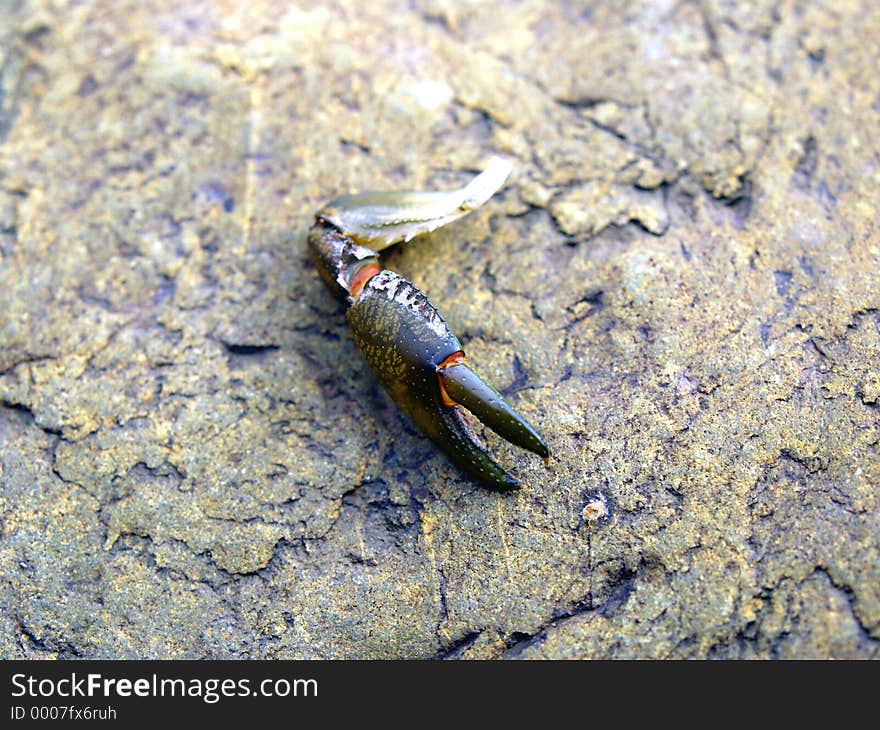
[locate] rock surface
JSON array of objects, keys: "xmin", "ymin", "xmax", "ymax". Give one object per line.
[{"xmin": 1, "ymin": 0, "xmax": 877, "ymax": 659}]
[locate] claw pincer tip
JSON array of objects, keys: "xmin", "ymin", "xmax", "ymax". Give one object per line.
[{"xmin": 308, "ymin": 158, "xmax": 548, "ymax": 489}]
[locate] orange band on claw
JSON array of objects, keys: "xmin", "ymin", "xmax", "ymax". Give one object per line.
[
  {"xmin": 349, "ymin": 263, "xmax": 381, "ymax": 299},
  {"xmin": 437, "ymin": 351, "xmax": 466, "ymax": 408}
]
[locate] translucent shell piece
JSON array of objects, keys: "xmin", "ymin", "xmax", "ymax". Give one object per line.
[{"xmin": 318, "ymin": 157, "xmax": 514, "ymax": 250}]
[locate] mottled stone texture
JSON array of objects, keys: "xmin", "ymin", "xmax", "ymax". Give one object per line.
[{"xmin": 0, "ymin": 0, "xmax": 877, "ymax": 659}]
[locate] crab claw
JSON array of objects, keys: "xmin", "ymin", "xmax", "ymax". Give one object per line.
[
  {"xmin": 438, "ymin": 356, "xmax": 549, "ymax": 460},
  {"xmin": 346, "ymin": 270, "xmax": 548, "ymax": 490},
  {"xmin": 308, "ymin": 156, "xmax": 549, "ymax": 489},
  {"xmin": 416, "ymin": 396, "xmax": 524, "ymax": 490}
]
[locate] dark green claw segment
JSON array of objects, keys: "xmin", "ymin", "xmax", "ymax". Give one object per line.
[
  {"xmin": 439, "ymin": 363, "xmax": 550, "ymax": 459},
  {"xmin": 433, "ymin": 407, "xmax": 520, "ymax": 490},
  {"xmin": 346, "ymin": 270, "xmax": 521, "ymax": 489}
]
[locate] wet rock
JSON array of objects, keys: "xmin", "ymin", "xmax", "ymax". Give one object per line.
[{"xmin": 1, "ymin": 0, "xmax": 877, "ymax": 659}]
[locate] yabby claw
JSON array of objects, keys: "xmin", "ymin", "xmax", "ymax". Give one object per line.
[{"xmin": 308, "ymin": 157, "xmax": 549, "ymax": 489}]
